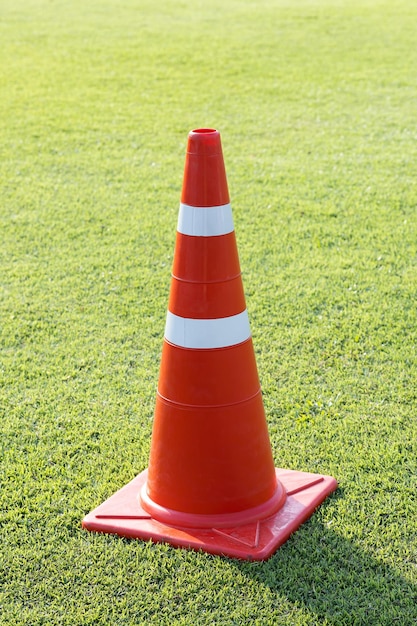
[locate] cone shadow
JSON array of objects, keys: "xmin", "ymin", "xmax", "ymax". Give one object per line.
[{"xmin": 233, "ymin": 492, "xmax": 416, "ymax": 625}]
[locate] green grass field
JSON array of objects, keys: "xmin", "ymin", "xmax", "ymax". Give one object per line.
[{"xmin": 1, "ymin": 0, "xmax": 417, "ymax": 623}]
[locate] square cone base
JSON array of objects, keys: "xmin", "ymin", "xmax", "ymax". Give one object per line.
[{"xmin": 82, "ymin": 468, "xmax": 337, "ymax": 561}]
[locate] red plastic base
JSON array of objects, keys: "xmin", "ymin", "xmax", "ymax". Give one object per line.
[{"xmin": 82, "ymin": 468, "xmax": 337, "ymax": 560}]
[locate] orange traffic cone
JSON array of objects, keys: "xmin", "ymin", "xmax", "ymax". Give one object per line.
[{"xmin": 82, "ymin": 129, "xmax": 337, "ymax": 560}]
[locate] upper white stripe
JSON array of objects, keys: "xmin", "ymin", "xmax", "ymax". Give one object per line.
[
  {"xmin": 177, "ymin": 203, "xmax": 234, "ymax": 237},
  {"xmin": 165, "ymin": 310, "xmax": 251, "ymax": 349}
]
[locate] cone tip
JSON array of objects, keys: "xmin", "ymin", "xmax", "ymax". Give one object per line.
[{"xmin": 187, "ymin": 128, "xmax": 222, "ymax": 156}]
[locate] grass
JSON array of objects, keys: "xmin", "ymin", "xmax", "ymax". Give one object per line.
[{"xmin": 1, "ymin": 0, "xmax": 417, "ymax": 623}]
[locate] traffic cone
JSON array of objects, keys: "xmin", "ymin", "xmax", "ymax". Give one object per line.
[{"xmin": 82, "ymin": 129, "xmax": 337, "ymax": 560}]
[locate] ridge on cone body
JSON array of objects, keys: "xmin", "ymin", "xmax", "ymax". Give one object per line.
[{"xmin": 141, "ymin": 128, "xmax": 282, "ymax": 526}]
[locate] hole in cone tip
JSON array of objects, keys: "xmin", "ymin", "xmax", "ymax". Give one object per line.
[{"xmin": 191, "ymin": 128, "xmax": 217, "ymax": 134}]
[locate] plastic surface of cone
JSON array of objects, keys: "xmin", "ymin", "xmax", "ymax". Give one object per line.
[
  {"xmin": 82, "ymin": 128, "xmax": 337, "ymax": 560},
  {"xmin": 142, "ymin": 127, "xmax": 279, "ymax": 526}
]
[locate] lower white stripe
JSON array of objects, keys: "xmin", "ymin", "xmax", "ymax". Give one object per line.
[
  {"xmin": 177, "ymin": 203, "xmax": 234, "ymax": 237},
  {"xmin": 164, "ymin": 310, "xmax": 251, "ymax": 349}
]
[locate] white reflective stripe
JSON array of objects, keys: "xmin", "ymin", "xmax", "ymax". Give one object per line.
[
  {"xmin": 177, "ymin": 203, "xmax": 234, "ymax": 237},
  {"xmin": 165, "ymin": 310, "xmax": 251, "ymax": 349}
]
